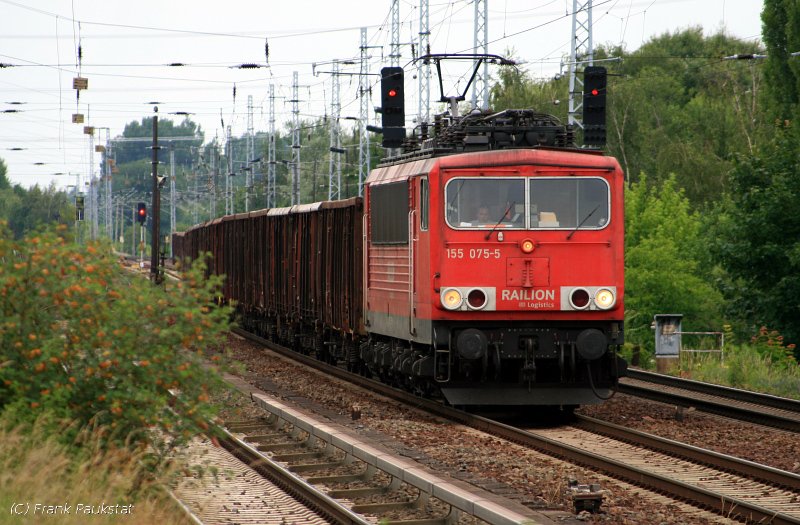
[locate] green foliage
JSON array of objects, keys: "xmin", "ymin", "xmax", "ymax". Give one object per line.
[
  {"xmin": 624, "ymin": 175, "xmax": 722, "ymax": 347},
  {"xmin": 263, "ymin": 117, "xmax": 378, "ymax": 207},
  {"xmin": 0, "ymin": 167, "xmax": 72, "ymax": 239},
  {"xmin": 605, "ymin": 28, "xmax": 764, "ymax": 203},
  {"xmin": 489, "ymin": 55, "xmax": 568, "ymax": 121},
  {"xmin": 6, "ymin": 184, "xmax": 72, "ymax": 238},
  {"xmin": 711, "ymin": 122, "xmax": 800, "ymax": 348},
  {"xmin": 0, "ymin": 159, "xmax": 10, "ymax": 190},
  {"xmin": 749, "ymin": 326, "xmax": 798, "ymax": 368},
  {"xmin": 761, "ymin": 0, "xmax": 800, "ymax": 120},
  {"xmin": 0, "ymin": 224, "xmax": 232, "ymax": 450},
  {"xmin": 488, "ymin": 31, "xmax": 764, "ymax": 206},
  {"xmin": 679, "ymin": 336, "xmax": 800, "ymax": 399}
]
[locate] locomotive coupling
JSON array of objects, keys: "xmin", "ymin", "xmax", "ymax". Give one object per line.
[{"xmin": 576, "ymin": 328, "xmax": 607, "ymax": 360}]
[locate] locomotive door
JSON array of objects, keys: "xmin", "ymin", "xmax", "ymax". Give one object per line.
[
  {"xmin": 408, "ymin": 179, "xmax": 417, "ymax": 336},
  {"xmin": 410, "ymin": 176, "xmax": 431, "ymax": 342}
]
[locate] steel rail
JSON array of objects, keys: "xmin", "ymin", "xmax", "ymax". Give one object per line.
[
  {"xmin": 574, "ymin": 415, "xmax": 800, "ymax": 489},
  {"xmin": 620, "ymin": 370, "xmax": 800, "ymax": 432},
  {"xmin": 626, "ymin": 369, "xmax": 800, "ymax": 412},
  {"xmin": 232, "ymin": 327, "xmax": 800, "ymax": 524},
  {"xmin": 517, "ymin": 425, "xmax": 800, "ymax": 525}
]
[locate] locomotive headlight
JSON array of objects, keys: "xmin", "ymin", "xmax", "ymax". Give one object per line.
[
  {"xmin": 594, "ymin": 288, "xmax": 616, "ymax": 310},
  {"xmin": 520, "ymin": 238, "xmax": 535, "ymax": 254},
  {"xmin": 441, "ymin": 288, "xmax": 463, "ymax": 310}
]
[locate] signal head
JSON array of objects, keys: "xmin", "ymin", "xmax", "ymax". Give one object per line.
[
  {"xmin": 582, "ymin": 66, "xmax": 607, "ymax": 146},
  {"xmin": 380, "ymin": 67, "xmax": 405, "ymax": 148},
  {"xmin": 136, "ymin": 202, "xmax": 147, "ymax": 224}
]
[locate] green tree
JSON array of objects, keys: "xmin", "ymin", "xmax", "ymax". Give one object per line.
[
  {"xmin": 625, "ymin": 175, "xmax": 722, "ymax": 348},
  {"xmin": 0, "ymin": 166, "xmax": 72, "ymax": 238},
  {"xmin": 490, "ymin": 59, "xmax": 568, "ymax": 121},
  {"xmin": 712, "ymin": 122, "xmax": 800, "ymax": 347},
  {"xmin": 5, "ymin": 184, "xmax": 71, "ymax": 238},
  {"xmin": 605, "ymin": 28, "xmax": 764, "ymax": 203},
  {"xmin": 761, "ymin": 0, "xmax": 800, "ymax": 120},
  {"xmin": 489, "ymin": 31, "xmax": 764, "ymax": 206},
  {"xmin": 0, "ymin": 158, "xmax": 10, "ymax": 190},
  {"xmin": 0, "ymin": 158, "xmax": 20, "ymax": 223}
]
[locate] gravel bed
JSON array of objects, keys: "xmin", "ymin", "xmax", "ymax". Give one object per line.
[
  {"xmin": 211, "ymin": 334, "xmax": 752, "ymax": 524},
  {"xmin": 578, "ymin": 391, "xmax": 800, "ymax": 474}
]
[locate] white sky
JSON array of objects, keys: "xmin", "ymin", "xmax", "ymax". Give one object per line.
[{"xmin": 0, "ymin": 0, "xmax": 763, "ymax": 190}]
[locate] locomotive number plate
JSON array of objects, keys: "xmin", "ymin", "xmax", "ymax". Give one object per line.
[{"xmin": 446, "ymin": 248, "xmax": 501, "ymax": 259}]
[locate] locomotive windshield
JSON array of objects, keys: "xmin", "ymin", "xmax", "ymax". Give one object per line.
[
  {"xmin": 445, "ymin": 178, "xmax": 525, "ymax": 228},
  {"xmin": 445, "ymin": 176, "xmax": 609, "ymax": 230}
]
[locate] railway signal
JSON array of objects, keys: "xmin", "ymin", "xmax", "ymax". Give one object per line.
[
  {"xmin": 583, "ymin": 66, "xmax": 607, "ymax": 147},
  {"xmin": 75, "ymin": 195, "xmax": 84, "ymax": 221},
  {"xmin": 136, "ymin": 202, "xmax": 147, "ymax": 225},
  {"xmin": 378, "ymin": 66, "xmax": 405, "ymax": 148}
]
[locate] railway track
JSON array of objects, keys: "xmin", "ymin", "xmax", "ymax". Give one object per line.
[
  {"xmin": 165, "ymin": 382, "xmax": 362, "ymax": 524},
  {"xmin": 619, "ymin": 369, "xmax": 800, "ymax": 432},
  {"xmin": 233, "ymin": 327, "xmax": 800, "ymax": 524},
  {"xmin": 171, "ymin": 434, "xmax": 337, "ymax": 525},
  {"xmin": 539, "ymin": 416, "xmax": 800, "ymax": 522},
  {"xmin": 210, "ymin": 422, "xmax": 375, "ymax": 524},
  {"xmin": 217, "ymin": 381, "xmax": 562, "ymax": 525}
]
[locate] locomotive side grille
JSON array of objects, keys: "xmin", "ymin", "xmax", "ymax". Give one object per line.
[
  {"xmin": 368, "ymin": 246, "xmax": 410, "ymax": 291},
  {"xmin": 370, "ymin": 181, "xmax": 408, "ymax": 245}
]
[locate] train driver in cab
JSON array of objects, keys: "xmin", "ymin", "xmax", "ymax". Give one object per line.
[{"xmin": 473, "ymin": 205, "xmax": 492, "ymax": 224}]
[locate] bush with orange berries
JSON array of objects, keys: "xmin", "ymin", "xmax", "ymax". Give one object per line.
[{"xmin": 0, "ymin": 222, "xmax": 231, "ymax": 452}]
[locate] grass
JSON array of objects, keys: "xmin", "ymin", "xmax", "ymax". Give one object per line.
[
  {"xmin": 0, "ymin": 416, "xmax": 193, "ymax": 525},
  {"xmin": 674, "ymin": 343, "xmax": 800, "ymax": 400}
]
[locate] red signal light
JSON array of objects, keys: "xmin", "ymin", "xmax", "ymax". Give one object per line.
[
  {"xmin": 136, "ymin": 202, "xmax": 147, "ymax": 224},
  {"xmin": 591, "ymin": 88, "xmax": 599, "ymax": 96},
  {"xmin": 388, "ymin": 89, "xmax": 397, "ymax": 97}
]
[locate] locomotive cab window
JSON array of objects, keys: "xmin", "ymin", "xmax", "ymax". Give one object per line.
[
  {"xmin": 420, "ymin": 177, "xmax": 429, "ymax": 231},
  {"xmin": 445, "ymin": 176, "xmax": 610, "ymax": 231},
  {"xmin": 445, "ymin": 178, "xmax": 525, "ymax": 229},
  {"xmin": 529, "ymin": 177, "xmax": 609, "ymax": 230}
]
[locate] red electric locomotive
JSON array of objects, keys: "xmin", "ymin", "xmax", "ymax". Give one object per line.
[{"xmin": 361, "ymin": 110, "xmax": 626, "ymax": 407}]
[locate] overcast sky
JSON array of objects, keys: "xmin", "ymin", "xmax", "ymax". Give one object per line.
[{"xmin": 1, "ymin": 0, "xmax": 763, "ymax": 190}]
